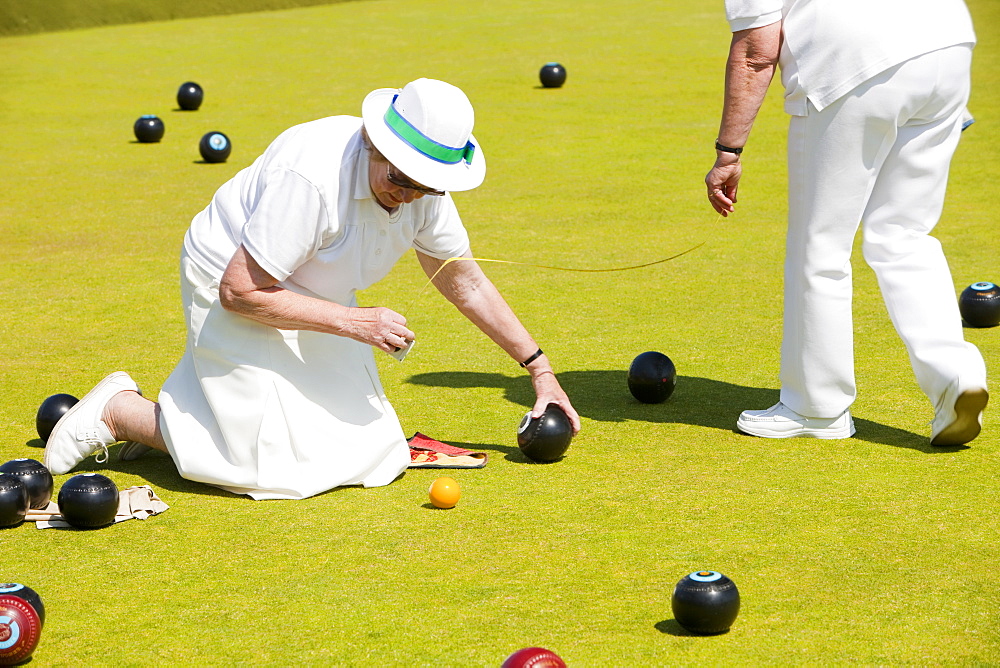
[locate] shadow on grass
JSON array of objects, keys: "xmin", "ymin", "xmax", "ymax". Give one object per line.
[
  {"xmin": 428, "ymin": 439, "xmax": 564, "ymax": 464},
  {"xmin": 25, "ymin": 436, "xmax": 241, "ymax": 498},
  {"xmin": 407, "ymin": 371, "xmax": 965, "ymax": 455},
  {"xmin": 654, "ymin": 619, "xmax": 725, "ymax": 636},
  {"xmin": 19, "ymin": 369, "xmax": 960, "ymax": 497},
  {"xmin": 23, "ymin": 439, "xmax": 403, "ymax": 499}
]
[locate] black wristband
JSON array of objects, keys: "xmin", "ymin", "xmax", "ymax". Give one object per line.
[
  {"xmin": 519, "ymin": 348, "xmax": 544, "ymax": 367},
  {"xmin": 715, "ymin": 140, "xmax": 743, "ymax": 155}
]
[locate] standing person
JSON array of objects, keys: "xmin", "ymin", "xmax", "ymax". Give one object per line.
[
  {"xmin": 44, "ymin": 78, "xmax": 580, "ymax": 499},
  {"xmin": 705, "ymin": 1, "xmax": 988, "ymax": 445}
]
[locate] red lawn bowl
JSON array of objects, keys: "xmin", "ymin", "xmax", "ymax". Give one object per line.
[
  {"xmin": 0, "ymin": 595, "xmax": 42, "ymax": 665},
  {"xmin": 501, "ymin": 647, "xmax": 567, "ymax": 668}
]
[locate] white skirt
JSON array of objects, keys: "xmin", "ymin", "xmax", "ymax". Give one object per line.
[{"xmin": 158, "ymin": 252, "xmax": 410, "ymax": 500}]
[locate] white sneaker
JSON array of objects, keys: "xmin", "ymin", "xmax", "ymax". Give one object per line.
[
  {"xmin": 43, "ymin": 372, "xmax": 139, "ymax": 474},
  {"xmin": 737, "ymin": 402, "xmax": 855, "ymax": 439},
  {"xmin": 930, "ymin": 382, "xmax": 988, "ymax": 447},
  {"xmin": 118, "ymin": 441, "xmax": 152, "ymax": 461}
]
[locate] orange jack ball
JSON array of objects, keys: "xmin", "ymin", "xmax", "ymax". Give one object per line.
[{"xmin": 428, "ymin": 476, "xmax": 461, "ymax": 508}]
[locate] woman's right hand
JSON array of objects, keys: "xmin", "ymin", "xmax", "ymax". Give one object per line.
[
  {"xmin": 705, "ymin": 154, "xmax": 742, "ymax": 216},
  {"xmin": 341, "ymin": 306, "xmax": 414, "ymax": 353},
  {"xmin": 221, "ymin": 246, "xmax": 414, "ymax": 352}
]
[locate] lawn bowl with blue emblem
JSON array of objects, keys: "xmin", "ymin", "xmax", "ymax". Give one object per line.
[
  {"xmin": 959, "ymin": 281, "xmax": 1000, "ymax": 328},
  {"xmin": 671, "ymin": 571, "xmax": 740, "ymax": 635},
  {"xmin": 133, "ymin": 115, "xmax": 165, "ymax": 143},
  {"xmin": 539, "ymin": 62, "xmax": 567, "ymax": 88},
  {"xmin": 199, "ymin": 131, "xmax": 231, "ymax": 163}
]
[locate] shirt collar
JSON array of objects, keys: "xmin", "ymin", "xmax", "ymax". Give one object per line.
[{"xmin": 351, "ymin": 130, "xmax": 374, "ymax": 201}]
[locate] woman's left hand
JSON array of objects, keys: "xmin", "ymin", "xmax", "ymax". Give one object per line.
[{"xmin": 529, "ymin": 367, "xmax": 581, "ymax": 434}]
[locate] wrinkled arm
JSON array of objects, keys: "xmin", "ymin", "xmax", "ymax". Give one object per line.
[
  {"xmin": 218, "ymin": 244, "xmax": 414, "ymax": 353},
  {"xmin": 417, "ymin": 250, "xmax": 581, "ymax": 432},
  {"xmin": 706, "ymin": 21, "xmax": 781, "ymax": 216}
]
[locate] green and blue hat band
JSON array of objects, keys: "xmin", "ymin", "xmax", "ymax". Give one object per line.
[{"xmin": 384, "ymin": 95, "xmax": 476, "ymax": 165}]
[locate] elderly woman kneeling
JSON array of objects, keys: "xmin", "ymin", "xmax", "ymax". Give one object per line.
[{"xmin": 44, "ymin": 78, "xmax": 580, "ymax": 500}]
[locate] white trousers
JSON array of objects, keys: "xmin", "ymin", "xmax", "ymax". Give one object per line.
[{"xmin": 780, "ymin": 44, "xmax": 986, "ymax": 417}]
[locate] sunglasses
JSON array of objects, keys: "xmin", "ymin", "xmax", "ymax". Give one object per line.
[{"xmin": 386, "ymin": 163, "xmax": 445, "ymax": 196}]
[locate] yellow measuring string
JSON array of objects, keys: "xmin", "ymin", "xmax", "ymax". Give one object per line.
[{"xmin": 404, "ymin": 241, "xmax": 706, "ymax": 316}]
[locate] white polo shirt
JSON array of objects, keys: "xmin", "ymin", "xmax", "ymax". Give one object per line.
[
  {"xmin": 183, "ymin": 116, "xmax": 471, "ymax": 305},
  {"xmin": 724, "ymin": 0, "xmax": 976, "ymax": 115}
]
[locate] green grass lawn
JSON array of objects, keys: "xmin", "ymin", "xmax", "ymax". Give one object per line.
[
  {"xmin": 0, "ymin": 0, "xmax": 355, "ymax": 36},
  {"xmin": 1, "ymin": 0, "xmax": 998, "ymax": 664}
]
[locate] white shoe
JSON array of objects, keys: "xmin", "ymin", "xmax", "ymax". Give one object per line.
[
  {"xmin": 118, "ymin": 441, "xmax": 152, "ymax": 461},
  {"xmin": 737, "ymin": 402, "xmax": 855, "ymax": 439},
  {"xmin": 43, "ymin": 372, "xmax": 139, "ymax": 474},
  {"xmin": 930, "ymin": 382, "xmax": 988, "ymax": 446}
]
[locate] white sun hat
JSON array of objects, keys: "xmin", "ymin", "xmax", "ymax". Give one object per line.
[{"xmin": 361, "ymin": 78, "xmax": 486, "ymax": 192}]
